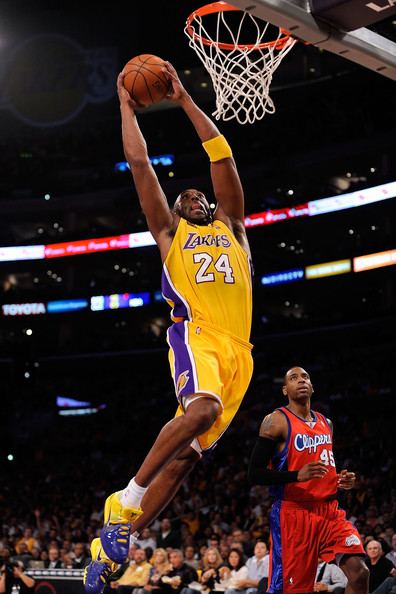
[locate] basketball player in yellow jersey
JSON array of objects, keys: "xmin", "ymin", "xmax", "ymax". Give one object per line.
[{"xmin": 84, "ymin": 62, "xmax": 253, "ymax": 594}]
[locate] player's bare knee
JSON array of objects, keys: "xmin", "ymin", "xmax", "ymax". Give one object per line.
[
  {"xmin": 351, "ymin": 563, "xmax": 369, "ymax": 589},
  {"xmin": 172, "ymin": 447, "xmax": 199, "ymax": 473},
  {"xmin": 185, "ymin": 397, "xmax": 220, "ymax": 434},
  {"xmin": 341, "ymin": 556, "xmax": 369, "ymax": 589}
]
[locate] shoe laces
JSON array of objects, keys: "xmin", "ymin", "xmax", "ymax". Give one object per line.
[
  {"xmin": 101, "ymin": 564, "xmax": 112, "ymax": 580},
  {"xmin": 106, "ymin": 524, "xmax": 131, "ymax": 544}
]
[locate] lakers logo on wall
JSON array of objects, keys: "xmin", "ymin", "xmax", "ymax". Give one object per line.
[
  {"xmin": 177, "ymin": 370, "xmax": 190, "ymax": 395},
  {"xmin": 1, "ymin": 34, "xmax": 117, "ymax": 126}
]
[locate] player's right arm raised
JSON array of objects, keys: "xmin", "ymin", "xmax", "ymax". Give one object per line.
[{"xmin": 117, "ymin": 72, "xmax": 173, "ymax": 246}]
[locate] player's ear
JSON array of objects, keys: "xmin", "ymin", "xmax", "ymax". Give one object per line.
[
  {"xmin": 173, "ymin": 195, "xmax": 181, "ymax": 214},
  {"xmin": 282, "ymin": 385, "xmax": 287, "ymax": 396}
]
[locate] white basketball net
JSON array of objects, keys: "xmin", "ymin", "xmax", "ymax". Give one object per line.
[{"xmin": 184, "ymin": 3, "xmax": 297, "ymax": 124}]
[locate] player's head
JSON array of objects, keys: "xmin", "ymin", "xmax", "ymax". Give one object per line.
[
  {"xmin": 173, "ymin": 189, "xmax": 213, "ymax": 225},
  {"xmin": 282, "ymin": 366, "xmax": 314, "ymax": 400}
]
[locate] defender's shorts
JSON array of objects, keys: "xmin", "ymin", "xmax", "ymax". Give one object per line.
[
  {"xmin": 167, "ymin": 320, "xmax": 253, "ymax": 456},
  {"xmin": 268, "ymin": 498, "xmax": 365, "ymax": 594}
]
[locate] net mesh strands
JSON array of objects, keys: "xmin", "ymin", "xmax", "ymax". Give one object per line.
[{"xmin": 185, "ymin": 2, "xmax": 297, "ymax": 124}]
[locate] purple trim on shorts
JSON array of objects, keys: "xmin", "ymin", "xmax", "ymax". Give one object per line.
[
  {"xmin": 167, "ymin": 322, "xmax": 197, "ymax": 400},
  {"xmin": 200, "ymin": 431, "xmax": 224, "ymax": 458},
  {"xmin": 249, "ymin": 256, "xmax": 254, "ymax": 282},
  {"xmin": 161, "ymin": 265, "xmax": 190, "ymax": 320},
  {"xmin": 201, "ymin": 444, "xmax": 217, "ymax": 458},
  {"xmin": 268, "ymin": 500, "xmax": 283, "ymax": 594}
]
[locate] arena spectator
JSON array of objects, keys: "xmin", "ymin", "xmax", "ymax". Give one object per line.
[
  {"xmin": 219, "ymin": 544, "xmax": 231, "ymax": 564},
  {"xmin": 183, "ymin": 545, "xmax": 199, "ymax": 570},
  {"xmin": 216, "ymin": 548, "xmax": 248, "ymax": 593},
  {"xmin": 71, "ymin": 542, "xmax": 91, "ymax": 569},
  {"xmin": 225, "ymin": 541, "xmax": 269, "ymax": 594},
  {"xmin": 44, "ymin": 546, "xmax": 62, "ymax": 569},
  {"xmin": 137, "ymin": 529, "xmax": 157, "ymax": 554},
  {"xmin": 0, "ymin": 560, "xmax": 36, "ymax": 593},
  {"xmin": 156, "ymin": 549, "xmax": 197, "ymax": 594},
  {"xmin": 15, "ymin": 529, "xmax": 39, "ymax": 555},
  {"xmin": 110, "ymin": 547, "xmax": 152, "ymax": 593},
  {"xmin": 386, "ymin": 535, "xmax": 396, "ymax": 567},
  {"xmin": 200, "ymin": 547, "xmax": 226, "ymax": 592},
  {"xmin": 183, "ymin": 512, "xmax": 200, "ymax": 538},
  {"xmin": 156, "ymin": 519, "xmax": 182, "ymax": 552},
  {"xmin": 365, "ymin": 540, "xmax": 396, "ymax": 594},
  {"xmin": 141, "ymin": 548, "xmax": 171, "ymax": 592},
  {"xmin": 11, "ymin": 542, "xmax": 31, "ymax": 567},
  {"xmin": 313, "ymin": 557, "xmax": 348, "ymax": 594},
  {"xmin": 209, "ymin": 536, "xmax": 221, "ymax": 552}
]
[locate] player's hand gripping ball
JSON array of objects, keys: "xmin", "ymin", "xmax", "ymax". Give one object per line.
[{"xmin": 123, "ymin": 54, "xmax": 171, "ymax": 107}]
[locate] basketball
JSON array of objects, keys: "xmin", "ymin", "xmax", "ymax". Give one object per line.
[{"xmin": 123, "ymin": 54, "xmax": 171, "ymax": 107}]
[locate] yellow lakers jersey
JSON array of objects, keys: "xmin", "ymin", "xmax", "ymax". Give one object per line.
[{"xmin": 161, "ymin": 218, "xmax": 253, "ymax": 342}]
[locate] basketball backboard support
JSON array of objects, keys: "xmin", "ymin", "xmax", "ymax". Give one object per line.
[{"xmin": 228, "ymin": 0, "xmax": 396, "ymax": 80}]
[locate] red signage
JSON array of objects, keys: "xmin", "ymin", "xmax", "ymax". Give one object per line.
[
  {"xmin": 44, "ymin": 235, "xmax": 130, "ymax": 258},
  {"xmin": 245, "ymin": 204, "xmax": 310, "ymax": 228}
]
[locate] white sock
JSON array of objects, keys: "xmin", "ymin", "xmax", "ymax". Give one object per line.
[
  {"xmin": 120, "ymin": 477, "xmax": 147, "ymax": 509},
  {"xmin": 130, "ymin": 531, "xmax": 139, "ymax": 546}
]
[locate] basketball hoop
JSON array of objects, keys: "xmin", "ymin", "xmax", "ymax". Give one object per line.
[{"xmin": 185, "ymin": 1, "xmax": 297, "ymax": 124}]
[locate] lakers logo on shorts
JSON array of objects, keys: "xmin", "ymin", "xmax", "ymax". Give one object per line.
[{"xmin": 177, "ymin": 370, "xmax": 190, "ymax": 395}]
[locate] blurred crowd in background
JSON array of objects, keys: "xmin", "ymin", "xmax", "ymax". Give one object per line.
[{"xmin": 1, "ymin": 331, "xmax": 394, "ymax": 590}]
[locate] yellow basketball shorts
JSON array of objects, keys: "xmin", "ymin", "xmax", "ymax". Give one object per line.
[{"xmin": 167, "ymin": 320, "xmax": 253, "ymax": 456}]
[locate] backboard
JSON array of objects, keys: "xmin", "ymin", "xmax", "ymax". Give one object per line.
[{"xmin": 228, "ymin": 0, "xmax": 396, "ymax": 80}]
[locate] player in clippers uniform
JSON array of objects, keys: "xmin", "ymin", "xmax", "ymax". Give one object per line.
[
  {"xmin": 248, "ymin": 367, "xmax": 368, "ymax": 594},
  {"xmin": 84, "ymin": 62, "xmax": 253, "ymax": 594}
]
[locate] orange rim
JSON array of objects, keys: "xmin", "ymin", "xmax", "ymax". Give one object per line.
[{"xmin": 185, "ymin": 1, "xmax": 294, "ymax": 51}]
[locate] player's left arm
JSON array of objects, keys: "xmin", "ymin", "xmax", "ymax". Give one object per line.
[
  {"xmin": 328, "ymin": 417, "xmax": 356, "ymax": 490},
  {"xmin": 164, "ymin": 62, "xmax": 249, "ymax": 251}
]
